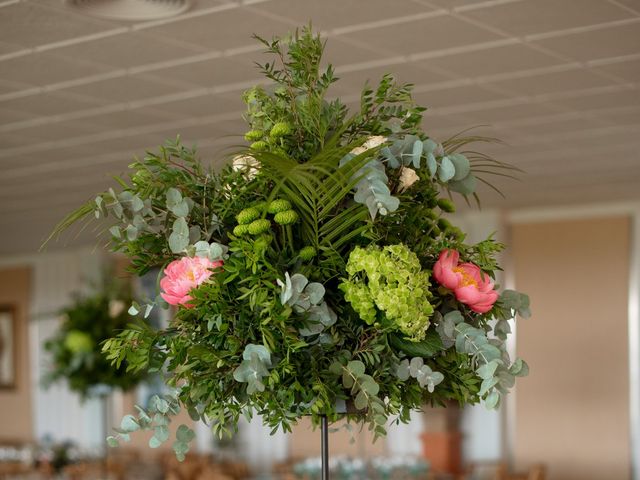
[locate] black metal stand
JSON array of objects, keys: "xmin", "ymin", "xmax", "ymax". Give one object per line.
[{"xmin": 321, "ymin": 415, "xmax": 329, "ymax": 480}]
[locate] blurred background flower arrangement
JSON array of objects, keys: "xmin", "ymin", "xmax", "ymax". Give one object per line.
[{"xmin": 42, "ymin": 273, "xmax": 144, "ymax": 399}]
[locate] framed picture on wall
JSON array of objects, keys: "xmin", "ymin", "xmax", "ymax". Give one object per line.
[{"xmin": 0, "ymin": 305, "xmax": 16, "ymax": 389}]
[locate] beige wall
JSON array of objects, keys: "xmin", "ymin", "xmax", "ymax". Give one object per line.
[
  {"xmin": 0, "ymin": 266, "xmax": 32, "ymax": 443},
  {"xmin": 511, "ymin": 216, "xmax": 630, "ymax": 480}
]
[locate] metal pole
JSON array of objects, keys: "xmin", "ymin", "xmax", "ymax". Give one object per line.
[{"xmin": 321, "ymin": 415, "xmax": 329, "ymax": 480}]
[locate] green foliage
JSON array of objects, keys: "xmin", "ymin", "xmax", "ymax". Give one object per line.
[
  {"xmin": 49, "ymin": 25, "xmax": 530, "ymax": 458},
  {"xmin": 43, "ymin": 274, "xmax": 144, "ymax": 399}
]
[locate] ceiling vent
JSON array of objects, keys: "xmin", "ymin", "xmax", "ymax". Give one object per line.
[{"xmin": 65, "ymin": 0, "xmax": 191, "ymax": 21}]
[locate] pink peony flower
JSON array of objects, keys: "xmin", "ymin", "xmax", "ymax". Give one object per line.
[
  {"xmin": 433, "ymin": 249, "xmax": 498, "ymax": 314},
  {"xmin": 160, "ymin": 256, "xmax": 223, "ymax": 308}
]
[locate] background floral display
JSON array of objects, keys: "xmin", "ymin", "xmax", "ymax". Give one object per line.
[
  {"xmin": 43, "ymin": 274, "xmax": 144, "ymax": 398},
  {"xmin": 52, "ymin": 27, "xmax": 530, "ymax": 459}
]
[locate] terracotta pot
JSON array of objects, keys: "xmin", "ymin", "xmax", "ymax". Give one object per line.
[{"xmin": 420, "ymin": 431, "xmax": 462, "ymax": 475}]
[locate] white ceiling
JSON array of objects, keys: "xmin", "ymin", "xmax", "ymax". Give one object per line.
[{"xmin": 1, "ymin": 0, "xmax": 639, "ymax": 254}]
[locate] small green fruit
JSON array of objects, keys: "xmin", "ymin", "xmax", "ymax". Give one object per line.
[
  {"xmin": 247, "ymin": 219, "xmax": 271, "ymax": 235},
  {"xmin": 267, "ymin": 199, "xmax": 292, "ymax": 214},
  {"xmin": 274, "ymin": 210, "xmax": 299, "ymax": 225},
  {"xmin": 236, "ymin": 207, "xmax": 260, "ymax": 225}
]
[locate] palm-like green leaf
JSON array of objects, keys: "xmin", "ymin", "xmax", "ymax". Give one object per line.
[{"xmin": 252, "ymin": 138, "xmax": 377, "ymax": 267}]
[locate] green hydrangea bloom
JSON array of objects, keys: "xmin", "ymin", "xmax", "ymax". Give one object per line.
[{"xmin": 339, "ymin": 244, "xmax": 434, "ymax": 340}]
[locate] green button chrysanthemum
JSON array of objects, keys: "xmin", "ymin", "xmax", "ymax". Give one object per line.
[
  {"xmin": 250, "ymin": 140, "xmax": 268, "ymax": 151},
  {"xmin": 236, "ymin": 207, "xmax": 260, "ymax": 225},
  {"xmin": 274, "ymin": 210, "xmax": 298, "ymax": 225},
  {"xmin": 233, "ymin": 224, "xmax": 250, "ymax": 236},
  {"xmin": 267, "ymin": 199, "xmax": 292, "ymax": 214},
  {"xmin": 247, "ymin": 219, "xmax": 272, "ymax": 235},
  {"xmin": 244, "ymin": 130, "xmax": 264, "ymax": 141},
  {"xmin": 269, "ymin": 122, "xmax": 292, "ymax": 138},
  {"xmin": 298, "ymin": 246, "xmax": 316, "ymax": 261}
]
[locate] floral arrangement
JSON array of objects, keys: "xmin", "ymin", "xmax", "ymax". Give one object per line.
[
  {"xmin": 43, "ymin": 275, "xmax": 144, "ymax": 398},
  {"xmin": 52, "ymin": 27, "xmax": 530, "ymax": 459}
]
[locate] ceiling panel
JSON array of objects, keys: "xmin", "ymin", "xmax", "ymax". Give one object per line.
[
  {"xmin": 141, "ymin": 8, "xmax": 292, "ymax": 52},
  {"xmin": 0, "ymin": 91, "xmax": 107, "ymax": 118},
  {"xmin": 339, "ymin": 15, "xmax": 502, "ymax": 55},
  {"xmin": 61, "ymin": 74, "xmax": 195, "ymax": 102},
  {"xmin": 0, "ymin": 1, "xmax": 117, "ymax": 48},
  {"xmin": 0, "ymin": 0, "xmax": 639, "ymax": 254},
  {"xmin": 418, "ymin": 44, "xmax": 564, "ymax": 78},
  {"xmin": 53, "ymin": 32, "xmax": 202, "ymax": 69},
  {"xmin": 484, "ymin": 69, "xmax": 615, "ymax": 96},
  {"xmin": 0, "ymin": 51, "xmax": 112, "ymax": 87},
  {"xmin": 459, "ymin": 0, "xmax": 630, "ymax": 36},
  {"xmin": 248, "ymin": 0, "xmax": 433, "ymax": 29},
  {"xmin": 533, "ymin": 21, "xmax": 640, "ymax": 62},
  {"xmin": 151, "ymin": 54, "xmax": 261, "ymax": 89}
]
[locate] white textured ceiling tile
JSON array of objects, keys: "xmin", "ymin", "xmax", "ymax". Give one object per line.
[
  {"xmin": 533, "ymin": 22, "xmax": 640, "ymax": 62},
  {"xmin": 0, "ymin": 40, "xmax": 27, "ymax": 55},
  {"xmin": 595, "ymin": 106, "xmax": 640, "ymax": 126},
  {"xmin": 7, "ymin": 119, "xmax": 105, "ymax": 142},
  {"xmin": 420, "ymin": 44, "xmax": 564, "ymax": 78},
  {"xmin": 0, "ymin": 106, "xmax": 37, "ymax": 125},
  {"xmin": 510, "ymin": 118, "xmax": 607, "ymax": 137},
  {"xmin": 485, "ymin": 69, "xmax": 614, "ymax": 96},
  {"xmin": 459, "ymin": 0, "xmax": 630, "ymax": 36},
  {"xmin": 0, "ymin": 1, "xmax": 117, "ymax": 48},
  {"xmin": 154, "ymin": 54, "xmax": 262, "ymax": 89},
  {"xmin": 413, "ymin": 84, "xmax": 508, "ymax": 109},
  {"xmin": 62, "ymin": 74, "xmax": 192, "ymax": 103},
  {"xmin": 464, "ymin": 102, "xmax": 560, "ymax": 124},
  {"xmin": 54, "ymin": 32, "xmax": 202, "ymax": 69},
  {"xmin": 554, "ymin": 87, "xmax": 640, "ymax": 110},
  {"xmin": 593, "ymin": 58, "xmax": 640, "ymax": 83},
  {"xmin": 80, "ymin": 107, "xmax": 180, "ymax": 129},
  {"xmin": 336, "ymin": 63, "xmax": 454, "ymax": 92},
  {"xmin": 0, "ymin": 51, "xmax": 113, "ymax": 86},
  {"xmin": 0, "ymin": 131, "xmax": 41, "ymax": 149},
  {"xmin": 322, "ymin": 37, "xmax": 393, "ymax": 65},
  {"xmin": 0, "ymin": 91, "xmax": 106, "ymax": 118},
  {"xmin": 340, "ymin": 15, "xmax": 502, "ymax": 55},
  {"xmin": 160, "ymin": 93, "xmax": 242, "ymax": 118},
  {"xmin": 249, "ymin": 0, "xmax": 433, "ymax": 29},
  {"xmin": 142, "ymin": 8, "xmax": 292, "ymax": 52}
]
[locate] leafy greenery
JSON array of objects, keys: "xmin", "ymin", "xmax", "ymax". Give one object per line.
[
  {"xmin": 43, "ymin": 274, "xmax": 144, "ymax": 399},
  {"xmin": 49, "ymin": 26, "xmax": 531, "ymax": 458}
]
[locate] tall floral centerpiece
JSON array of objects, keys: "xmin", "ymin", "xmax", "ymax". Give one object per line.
[
  {"xmin": 52, "ymin": 28, "xmax": 530, "ymax": 460},
  {"xmin": 43, "ymin": 276, "xmax": 143, "ymax": 398}
]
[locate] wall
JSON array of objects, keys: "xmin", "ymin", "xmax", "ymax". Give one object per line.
[
  {"xmin": 511, "ymin": 216, "xmax": 631, "ymax": 479},
  {"xmin": 0, "ymin": 266, "xmax": 32, "ymax": 442}
]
